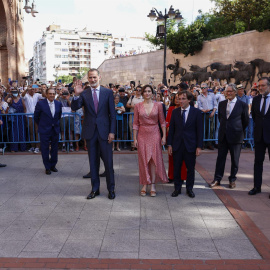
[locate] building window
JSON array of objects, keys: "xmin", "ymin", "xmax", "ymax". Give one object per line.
[
  {"xmin": 55, "ymin": 55, "xmax": 61, "ymax": 58},
  {"xmin": 54, "ymin": 42, "xmax": 61, "ymax": 45}
]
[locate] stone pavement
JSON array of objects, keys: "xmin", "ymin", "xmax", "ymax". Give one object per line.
[{"xmin": 0, "ymin": 151, "xmax": 269, "ymax": 269}]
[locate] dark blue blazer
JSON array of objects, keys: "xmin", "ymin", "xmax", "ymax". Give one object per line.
[
  {"xmin": 71, "ymin": 87, "xmax": 116, "ymax": 140},
  {"xmin": 167, "ymin": 106, "xmax": 203, "ymax": 152},
  {"xmin": 251, "ymin": 94, "xmax": 270, "ymax": 144},
  {"xmin": 34, "ymin": 99, "xmax": 62, "ymax": 135}
]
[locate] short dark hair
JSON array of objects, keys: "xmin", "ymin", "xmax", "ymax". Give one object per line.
[
  {"xmin": 179, "ymin": 82, "xmax": 189, "ymax": 90},
  {"xmin": 88, "ymin": 68, "xmax": 100, "ymax": 76},
  {"xmin": 141, "ymin": 84, "xmax": 154, "ymax": 95},
  {"xmin": 259, "ymin": 77, "xmax": 270, "ymax": 85},
  {"xmin": 178, "ymin": 90, "xmax": 193, "ymax": 101},
  {"xmin": 46, "ymin": 88, "xmax": 56, "ymax": 94}
]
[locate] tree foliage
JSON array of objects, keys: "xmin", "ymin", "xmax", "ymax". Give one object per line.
[
  {"xmin": 57, "ymin": 75, "xmax": 73, "ymax": 84},
  {"xmin": 146, "ymin": 0, "xmax": 270, "ymax": 57}
]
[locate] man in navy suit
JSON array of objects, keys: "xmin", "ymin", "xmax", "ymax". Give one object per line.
[
  {"xmin": 34, "ymin": 88, "xmax": 62, "ymax": 175},
  {"xmin": 71, "ymin": 69, "xmax": 116, "ymax": 200},
  {"xmin": 249, "ymin": 77, "xmax": 270, "ymax": 198},
  {"xmin": 210, "ymin": 84, "xmax": 249, "ymax": 189},
  {"xmin": 167, "ymin": 90, "xmax": 203, "ymax": 198}
]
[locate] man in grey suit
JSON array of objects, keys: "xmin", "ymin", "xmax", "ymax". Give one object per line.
[{"xmin": 71, "ymin": 69, "xmax": 116, "ymax": 200}]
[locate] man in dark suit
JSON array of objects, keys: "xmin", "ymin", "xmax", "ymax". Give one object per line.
[
  {"xmin": 167, "ymin": 90, "xmax": 203, "ymax": 198},
  {"xmin": 249, "ymin": 77, "xmax": 270, "ymax": 197},
  {"xmin": 71, "ymin": 68, "xmax": 116, "ymax": 200},
  {"xmin": 34, "ymin": 88, "xmax": 62, "ymax": 175},
  {"xmin": 210, "ymin": 84, "xmax": 249, "ymax": 189}
]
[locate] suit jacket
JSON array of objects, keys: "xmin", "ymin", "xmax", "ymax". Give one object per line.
[
  {"xmin": 71, "ymin": 86, "xmax": 116, "ymax": 140},
  {"xmin": 251, "ymin": 94, "xmax": 270, "ymax": 144},
  {"xmin": 218, "ymin": 99, "xmax": 249, "ymax": 144},
  {"xmin": 34, "ymin": 99, "xmax": 62, "ymax": 135},
  {"xmin": 167, "ymin": 106, "xmax": 203, "ymax": 153}
]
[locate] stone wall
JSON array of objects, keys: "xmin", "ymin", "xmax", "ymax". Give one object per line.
[{"xmin": 97, "ymin": 30, "xmax": 270, "ymax": 87}]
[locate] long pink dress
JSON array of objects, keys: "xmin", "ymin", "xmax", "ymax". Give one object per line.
[{"xmin": 133, "ymin": 102, "xmax": 168, "ymax": 185}]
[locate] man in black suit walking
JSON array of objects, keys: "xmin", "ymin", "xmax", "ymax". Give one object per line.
[
  {"xmin": 167, "ymin": 90, "xmax": 203, "ymax": 198},
  {"xmin": 210, "ymin": 84, "xmax": 249, "ymax": 189},
  {"xmin": 248, "ymin": 77, "xmax": 270, "ymax": 197}
]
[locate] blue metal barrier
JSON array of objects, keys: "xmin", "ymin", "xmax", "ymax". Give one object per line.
[
  {"xmin": 0, "ymin": 111, "xmax": 254, "ymax": 154},
  {"xmin": 0, "ymin": 112, "xmax": 81, "ymax": 154},
  {"xmin": 201, "ymin": 111, "xmax": 254, "ymax": 150}
]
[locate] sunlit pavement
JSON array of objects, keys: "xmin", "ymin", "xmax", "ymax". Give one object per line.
[{"xmin": 0, "ymin": 151, "xmax": 269, "ymax": 269}]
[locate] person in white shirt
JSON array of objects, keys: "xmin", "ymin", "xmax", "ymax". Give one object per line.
[{"xmin": 21, "ymin": 84, "xmax": 45, "ymax": 154}]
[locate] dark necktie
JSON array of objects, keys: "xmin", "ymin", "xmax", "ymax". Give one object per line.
[
  {"xmin": 93, "ymin": 89, "xmax": 98, "ymax": 113},
  {"xmin": 261, "ymin": 95, "xmax": 268, "ymax": 115},
  {"xmin": 182, "ymin": 109, "xmax": 186, "ymax": 126}
]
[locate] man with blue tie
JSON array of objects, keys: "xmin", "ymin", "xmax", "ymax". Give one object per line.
[
  {"xmin": 34, "ymin": 88, "xmax": 62, "ymax": 175},
  {"xmin": 167, "ymin": 90, "xmax": 203, "ymax": 198},
  {"xmin": 71, "ymin": 69, "xmax": 116, "ymax": 200}
]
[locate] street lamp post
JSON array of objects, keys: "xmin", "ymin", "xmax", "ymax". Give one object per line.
[
  {"xmin": 147, "ymin": 6, "xmax": 183, "ymax": 86},
  {"xmin": 23, "ymin": 0, "xmax": 38, "ymax": 17}
]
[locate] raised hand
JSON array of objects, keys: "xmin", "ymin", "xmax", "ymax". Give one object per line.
[{"xmin": 74, "ymin": 80, "xmax": 84, "ymax": 96}]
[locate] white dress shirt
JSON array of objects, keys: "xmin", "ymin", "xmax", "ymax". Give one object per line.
[
  {"xmin": 260, "ymin": 93, "xmax": 270, "ymax": 114},
  {"xmin": 47, "ymin": 99, "xmax": 55, "ymax": 117},
  {"xmin": 226, "ymin": 97, "xmax": 237, "ymax": 117},
  {"xmin": 181, "ymin": 105, "xmax": 190, "ymax": 123},
  {"xmin": 91, "ymin": 86, "xmax": 100, "ymax": 101},
  {"xmin": 22, "ymin": 93, "xmax": 44, "ymax": 117}
]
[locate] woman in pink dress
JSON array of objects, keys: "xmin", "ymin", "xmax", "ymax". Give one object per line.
[{"xmin": 133, "ymin": 85, "xmax": 168, "ymax": 197}]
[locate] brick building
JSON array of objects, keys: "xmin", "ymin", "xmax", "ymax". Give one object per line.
[{"xmin": 0, "ymin": 0, "xmax": 25, "ymax": 85}]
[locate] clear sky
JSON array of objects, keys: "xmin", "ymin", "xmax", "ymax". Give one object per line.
[{"xmin": 24, "ymin": 0, "xmax": 215, "ymax": 59}]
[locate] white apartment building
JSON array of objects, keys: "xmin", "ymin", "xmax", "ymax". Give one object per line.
[
  {"xmin": 32, "ymin": 25, "xmax": 112, "ymax": 83},
  {"xmin": 31, "ymin": 25, "xmax": 156, "ymax": 83}
]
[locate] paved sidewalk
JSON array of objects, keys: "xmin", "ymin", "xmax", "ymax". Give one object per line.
[{"xmin": 0, "ymin": 153, "xmax": 261, "ymax": 261}]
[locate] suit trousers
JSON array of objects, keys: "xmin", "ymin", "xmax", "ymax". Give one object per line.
[
  {"xmin": 254, "ymin": 140, "xmax": 270, "ymax": 189},
  {"xmin": 86, "ymin": 129, "xmax": 115, "ymax": 192},
  {"xmin": 173, "ymin": 143, "xmax": 196, "ymax": 191},
  {"xmin": 214, "ymin": 137, "xmax": 242, "ymax": 182},
  {"xmin": 40, "ymin": 132, "xmax": 59, "ymax": 170}
]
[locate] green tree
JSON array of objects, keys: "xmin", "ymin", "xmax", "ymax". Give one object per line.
[
  {"xmin": 146, "ymin": 0, "xmax": 270, "ymax": 56},
  {"xmin": 77, "ymin": 67, "xmax": 89, "ymax": 79},
  {"xmin": 57, "ymin": 75, "xmax": 74, "ymax": 84}
]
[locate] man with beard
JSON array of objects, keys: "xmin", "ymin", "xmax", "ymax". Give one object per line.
[{"xmin": 71, "ymin": 69, "xmax": 116, "ymax": 200}]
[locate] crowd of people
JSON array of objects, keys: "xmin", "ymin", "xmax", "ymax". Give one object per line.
[{"xmin": 0, "ymin": 71, "xmax": 269, "ymax": 200}]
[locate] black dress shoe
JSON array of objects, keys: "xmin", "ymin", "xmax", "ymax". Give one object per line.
[
  {"xmin": 83, "ymin": 172, "xmax": 91, "ymax": 178},
  {"xmin": 99, "ymin": 171, "xmax": 106, "ymax": 177},
  {"xmin": 86, "ymin": 190, "xmax": 100, "ymax": 199},
  {"xmin": 168, "ymin": 178, "xmax": 174, "ymax": 183},
  {"xmin": 45, "ymin": 169, "xmax": 51, "ymax": 175},
  {"xmin": 229, "ymin": 181, "xmax": 236, "ymax": 189},
  {"xmin": 210, "ymin": 180, "xmax": 220, "ymax": 188},
  {"xmin": 108, "ymin": 191, "xmax": 115, "ymax": 200},
  {"xmin": 0, "ymin": 163, "xmax": 7, "ymax": 167},
  {"xmin": 186, "ymin": 189, "xmax": 195, "ymax": 198},
  {"xmin": 50, "ymin": 167, "xmax": 58, "ymax": 172},
  {"xmin": 248, "ymin": 187, "xmax": 261, "ymax": 195},
  {"xmin": 171, "ymin": 190, "xmax": 181, "ymax": 197}
]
